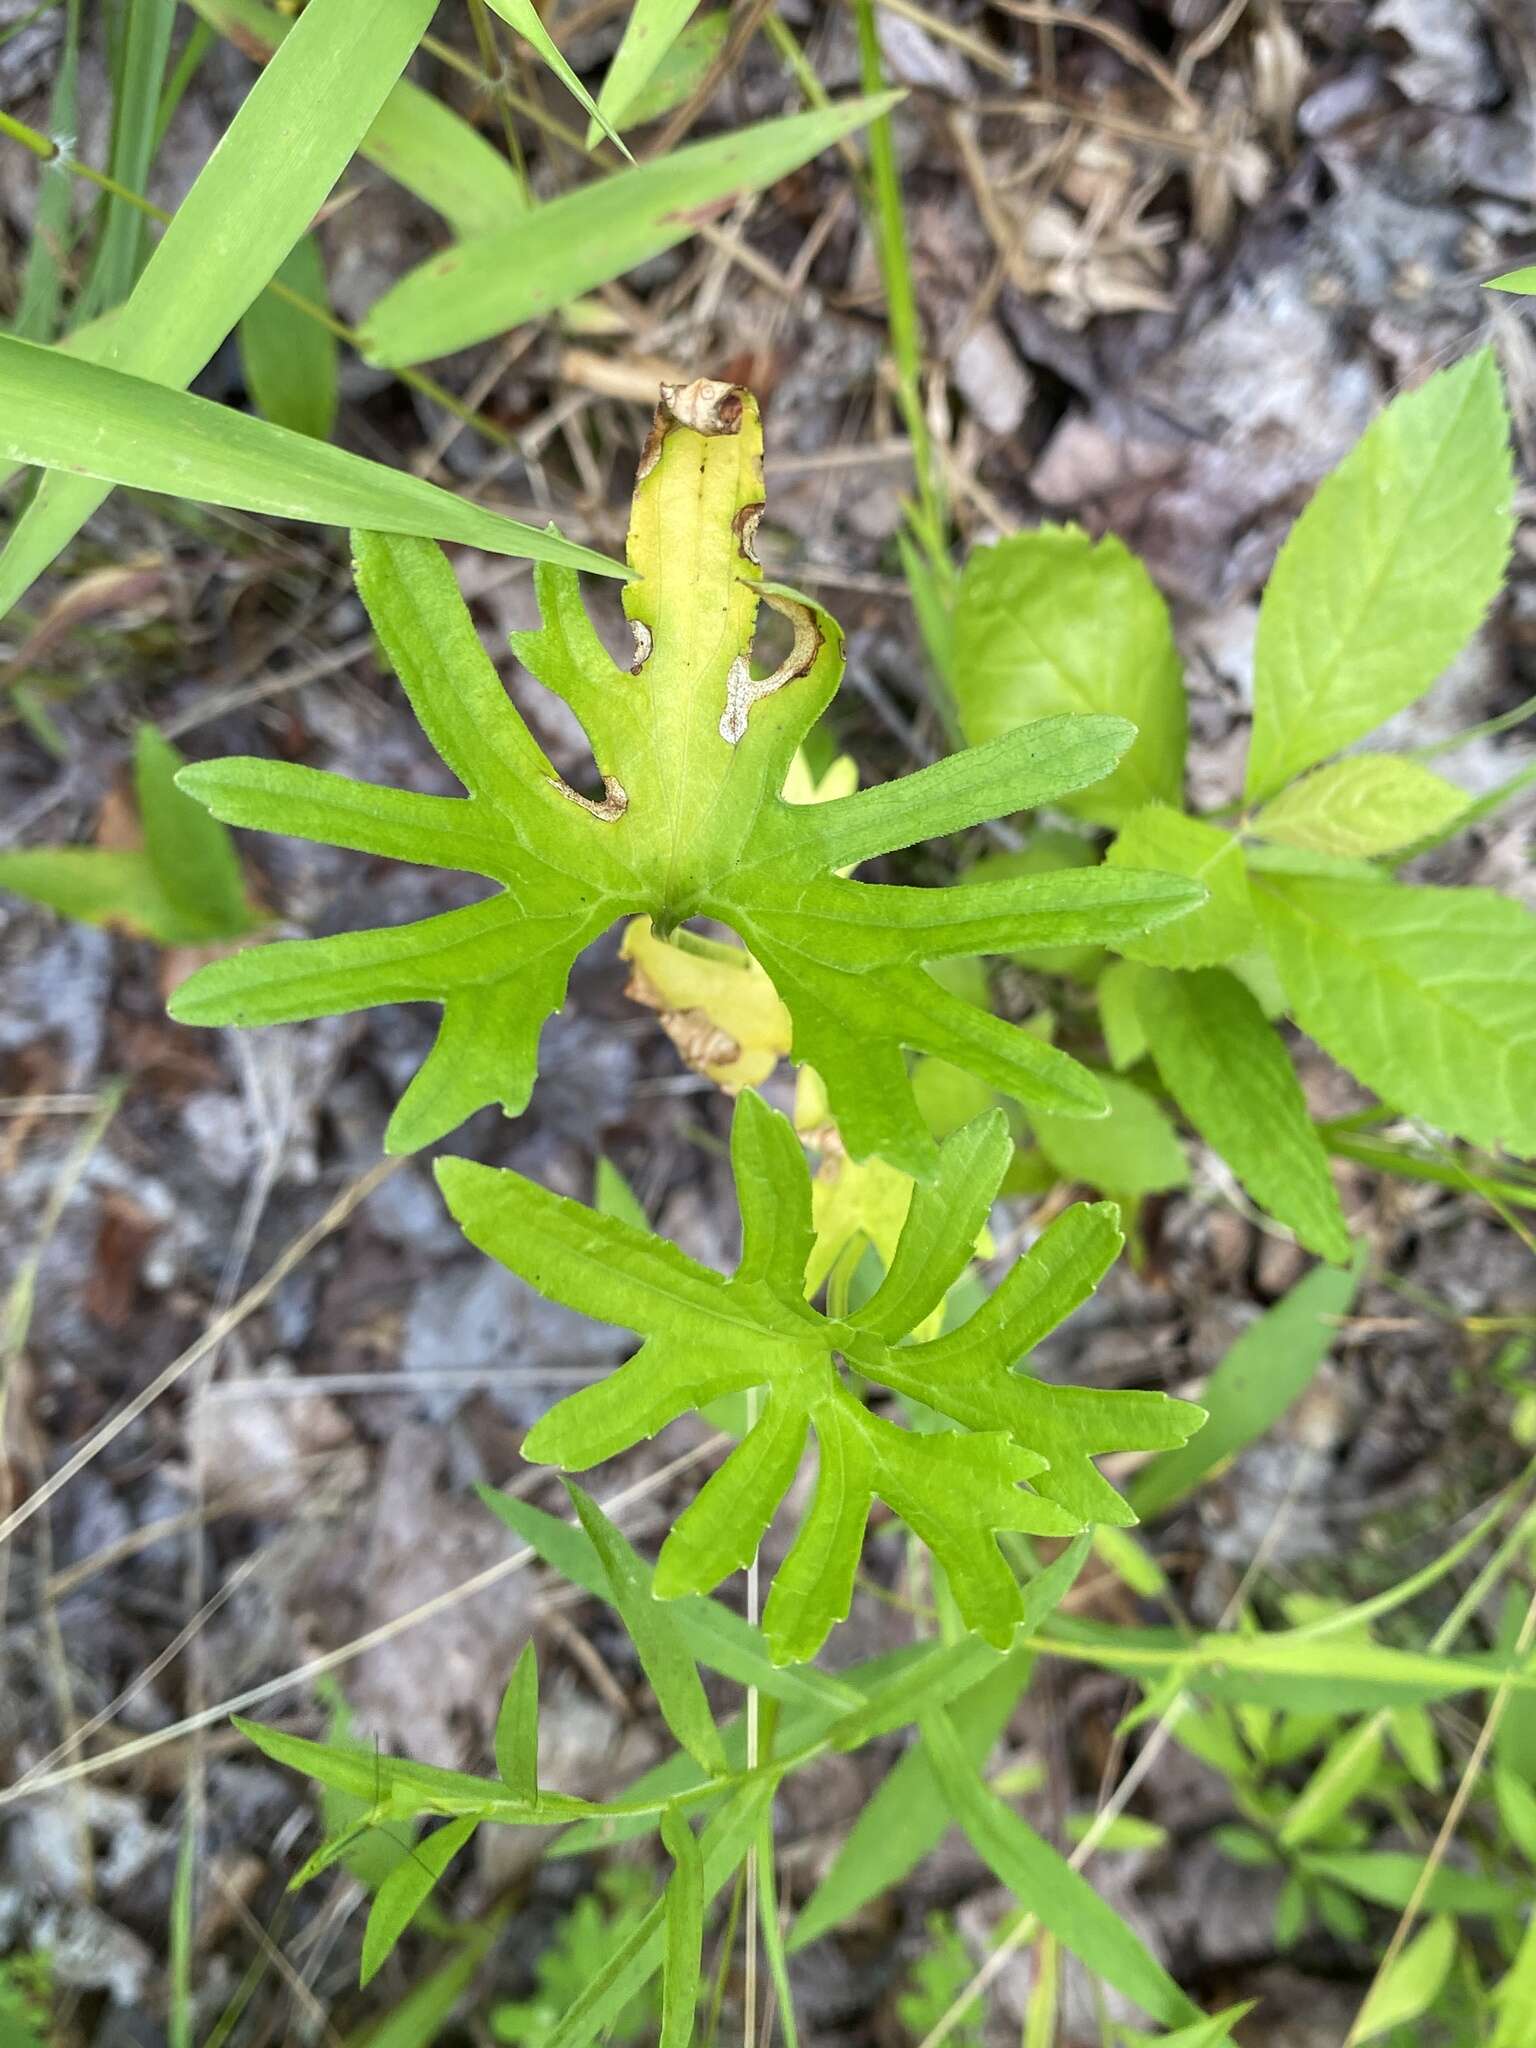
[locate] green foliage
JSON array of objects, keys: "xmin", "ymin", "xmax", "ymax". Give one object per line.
[
  {"xmin": 0, "ymin": 725, "xmax": 262, "ymax": 945},
  {"xmin": 237, "ymin": 233, "xmax": 339, "ymax": 440},
  {"xmin": 441, "ymin": 1091, "xmax": 1202, "ymax": 1662},
  {"xmin": 172, "ymin": 383, "xmax": 1200, "ymax": 1171},
  {"xmin": 0, "ymin": 1954, "xmax": 52, "ymax": 2048},
  {"xmin": 590, "ymin": 0, "xmax": 702, "ymax": 142},
  {"xmin": 895, "ymin": 1914, "xmax": 987, "ymax": 2048},
  {"xmin": 494, "ymin": 1868, "xmax": 662, "ymax": 2047},
  {"xmin": 953, "ymin": 525, "xmax": 1187, "ymax": 827}
]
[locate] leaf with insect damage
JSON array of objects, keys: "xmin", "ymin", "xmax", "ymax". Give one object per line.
[
  {"xmin": 437, "ymin": 1091, "xmax": 1203, "ymax": 1664},
  {"xmin": 171, "ymin": 381, "xmax": 1202, "ymax": 1175}
]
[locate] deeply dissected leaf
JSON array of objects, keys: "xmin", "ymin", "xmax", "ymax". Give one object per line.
[
  {"xmin": 1134, "ymin": 966, "xmax": 1352, "ymax": 1263},
  {"xmin": 1253, "ymin": 873, "xmax": 1536, "ymax": 1156},
  {"xmin": 0, "ymin": 336, "xmax": 615, "ymax": 578},
  {"xmin": 360, "ymin": 102, "xmax": 900, "ymax": 366},
  {"xmin": 1245, "ymin": 351, "xmax": 1514, "ymax": 801},
  {"xmin": 437, "ymin": 1092, "xmax": 1202, "ymax": 1663},
  {"xmin": 0, "ymin": 726, "xmax": 261, "ymax": 945},
  {"xmin": 952, "ymin": 525, "xmax": 1188, "ymax": 828},
  {"xmin": 1105, "ymin": 807, "xmax": 1255, "ymax": 970},
  {"xmin": 185, "ymin": 0, "xmax": 529, "ymax": 237},
  {"xmin": 0, "ymin": 0, "xmax": 443, "ymax": 621},
  {"xmin": 1129, "ymin": 1256, "xmax": 1361, "ymax": 1518},
  {"xmin": 172, "ymin": 382, "xmax": 1202, "ymax": 1173},
  {"xmin": 1252, "ymin": 754, "xmax": 1468, "ymax": 859}
]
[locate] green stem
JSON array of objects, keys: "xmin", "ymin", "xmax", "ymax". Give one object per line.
[{"xmin": 1321, "ymin": 1128, "xmax": 1536, "ymax": 1215}]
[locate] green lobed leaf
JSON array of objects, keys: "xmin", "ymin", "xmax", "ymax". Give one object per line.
[
  {"xmin": 171, "ymin": 386, "xmax": 1201, "ymax": 1172},
  {"xmin": 1245, "ymin": 351, "xmax": 1514, "ymax": 802},
  {"xmin": 237, "ymin": 233, "xmax": 339, "ymax": 440},
  {"xmin": 1133, "ymin": 965, "xmax": 1353, "ymax": 1262},
  {"xmin": 922, "ymin": 1707, "xmax": 1203, "ymax": 2030},
  {"xmin": 185, "ymin": 0, "xmax": 528, "ymax": 237},
  {"xmin": 360, "ymin": 1817, "xmax": 477, "ymax": 1986},
  {"xmin": 1129, "ymin": 1255, "xmax": 1361, "ymax": 1518},
  {"xmin": 1105, "ymin": 807, "xmax": 1254, "ymax": 970},
  {"xmin": 438, "ymin": 1094, "xmax": 1202, "ymax": 1663},
  {"xmin": 1252, "ymin": 754, "xmax": 1468, "ymax": 859},
  {"xmin": 1253, "ymin": 873, "xmax": 1536, "ymax": 1156},
  {"xmin": 952, "ymin": 525, "xmax": 1188, "ymax": 828},
  {"xmin": 361, "ymin": 99, "xmax": 900, "ymax": 367},
  {"xmin": 0, "ymin": 0, "xmax": 444, "ymax": 622},
  {"xmin": 0, "ymin": 337, "xmax": 616, "ymax": 580}
]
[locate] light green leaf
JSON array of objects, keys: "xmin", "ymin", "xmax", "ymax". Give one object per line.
[
  {"xmin": 789, "ymin": 1653, "xmax": 1034, "ymax": 1951},
  {"xmin": 591, "ymin": 0, "xmax": 700, "ymax": 141},
  {"xmin": 481, "ymin": 0, "xmax": 633, "ymax": 157},
  {"xmin": 0, "ymin": 338, "xmax": 615, "ymax": 579},
  {"xmin": 361, "ymin": 1817, "xmax": 477, "ymax": 1986},
  {"xmin": 1492, "ymin": 1915, "xmax": 1536, "ymax": 2048},
  {"xmin": 1252, "ymin": 754, "xmax": 1468, "ymax": 858},
  {"xmin": 1304, "ymin": 1851, "xmax": 1528, "ymax": 1920},
  {"xmin": 171, "ymin": 389, "xmax": 1198, "ymax": 1170},
  {"xmin": 659, "ymin": 1808, "xmax": 704, "ymax": 2048},
  {"xmin": 1278, "ymin": 1725, "xmax": 1385, "ymax": 1850},
  {"xmin": 186, "ymin": 0, "xmax": 527, "ymax": 237},
  {"xmin": 360, "ymin": 98, "xmax": 901, "ymax": 367},
  {"xmin": 439, "ymin": 1094, "xmax": 1201, "ymax": 1662},
  {"xmin": 493, "ymin": 1644, "xmax": 539, "ymax": 1802},
  {"xmin": 0, "ymin": 0, "xmax": 444, "ymax": 621},
  {"xmin": 1253, "ymin": 873, "xmax": 1536, "ymax": 1156},
  {"xmin": 952, "ymin": 525, "xmax": 1188, "ymax": 828},
  {"xmin": 1352, "ymin": 1917, "xmax": 1457, "ymax": 2042},
  {"xmin": 1497, "ymin": 1766, "xmax": 1536, "ymax": 1868},
  {"xmin": 922, "ymin": 1707, "xmax": 1203, "ymax": 2030},
  {"xmin": 619, "ymin": 11, "xmax": 730, "ymax": 127},
  {"xmin": 1134, "ymin": 965, "xmax": 1352, "ymax": 1263},
  {"xmin": 1097, "ymin": 958, "xmax": 1149, "ymax": 1071},
  {"xmin": 1245, "ymin": 351, "xmax": 1514, "ymax": 801},
  {"xmin": 569, "ymin": 1484, "xmax": 728, "ymax": 1777},
  {"xmin": 86, "ymin": 0, "xmax": 176, "ymax": 315},
  {"xmin": 0, "ymin": 725, "xmax": 260, "ymax": 945},
  {"xmin": 1129, "ymin": 1256, "xmax": 1359, "ymax": 1518},
  {"xmin": 237, "ymin": 234, "xmax": 338, "ymax": 440},
  {"xmin": 1489, "ymin": 267, "xmax": 1536, "ymax": 294},
  {"xmin": 1032, "ymin": 1074, "xmax": 1189, "ymax": 1202},
  {"xmin": 1105, "ymin": 807, "xmax": 1253, "ymax": 969}
]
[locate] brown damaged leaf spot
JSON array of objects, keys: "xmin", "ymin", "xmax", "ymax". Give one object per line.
[
  {"xmin": 629, "ymin": 620, "xmax": 653, "ymax": 673},
  {"xmin": 624, "ymin": 960, "xmax": 747, "ymax": 1089},
  {"xmin": 733, "ymin": 503, "xmax": 764, "ymax": 566},
  {"xmin": 719, "ymin": 592, "xmax": 823, "ymax": 745},
  {"xmin": 551, "ymin": 773, "xmax": 628, "ymax": 822},
  {"xmin": 635, "ymin": 377, "xmax": 746, "ymax": 485}
]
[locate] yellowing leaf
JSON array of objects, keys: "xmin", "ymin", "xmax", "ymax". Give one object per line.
[
  {"xmin": 1252, "ymin": 754, "xmax": 1467, "ymax": 858},
  {"xmin": 622, "ymin": 920, "xmax": 790, "ymax": 1090}
]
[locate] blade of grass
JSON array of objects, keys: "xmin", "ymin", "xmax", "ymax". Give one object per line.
[
  {"xmin": 589, "ymin": 0, "xmax": 699, "ymax": 144},
  {"xmin": 480, "ymin": 0, "xmax": 633, "ymax": 157},
  {"xmin": 184, "ymin": 0, "xmax": 527, "ymax": 237},
  {"xmin": 0, "ymin": 0, "xmax": 442, "ymax": 623},
  {"xmin": 14, "ymin": 0, "xmax": 81, "ymax": 341},
  {"xmin": 0, "ymin": 335, "xmax": 620, "ymax": 574},
  {"xmin": 360, "ymin": 95, "xmax": 900, "ymax": 367},
  {"xmin": 236, "ymin": 233, "xmax": 339, "ymax": 439},
  {"xmin": 82, "ymin": 0, "xmax": 176, "ymax": 315}
]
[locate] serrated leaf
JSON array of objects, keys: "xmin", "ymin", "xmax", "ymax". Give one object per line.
[
  {"xmin": 1031, "ymin": 1073, "xmax": 1189, "ymax": 1202},
  {"xmin": 0, "ymin": 0, "xmax": 444, "ymax": 622},
  {"xmin": 1245, "ymin": 351, "xmax": 1514, "ymax": 801},
  {"xmin": 922, "ymin": 1707, "xmax": 1203, "ymax": 2030},
  {"xmin": 569, "ymin": 1483, "xmax": 728, "ymax": 1776},
  {"xmin": 439, "ymin": 1093, "xmax": 1202, "ymax": 1663},
  {"xmin": 1252, "ymin": 754, "xmax": 1468, "ymax": 858},
  {"xmin": 1134, "ymin": 965, "xmax": 1352, "ymax": 1263},
  {"xmin": 1253, "ymin": 873, "xmax": 1536, "ymax": 1156},
  {"xmin": 494, "ymin": 1644, "xmax": 539, "ymax": 1801},
  {"xmin": 0, "ymin": 337, "xmax": 614, "ymax": 580},
  {"xmin": 172, "ymin": 384, "xmax": 1201, "ymax": 1171},
  {"xmin": 1105, "ymin": 807, "xmax": 1254, "ymax": 969},
  {"xmin": 952, "ymin": 525, "xmax": 1188, "ymax": 828},
  {"xmin": 361, "ymin": 1816, "xmax": 477, "ymax": 1986},
  {"xmin": 361, "ymin": 101, "xmax": 899, "ymax": 367},
  {"xmin": 1129, "ymin": 1256, "xmax": 1360, "ymax": 1519}
]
